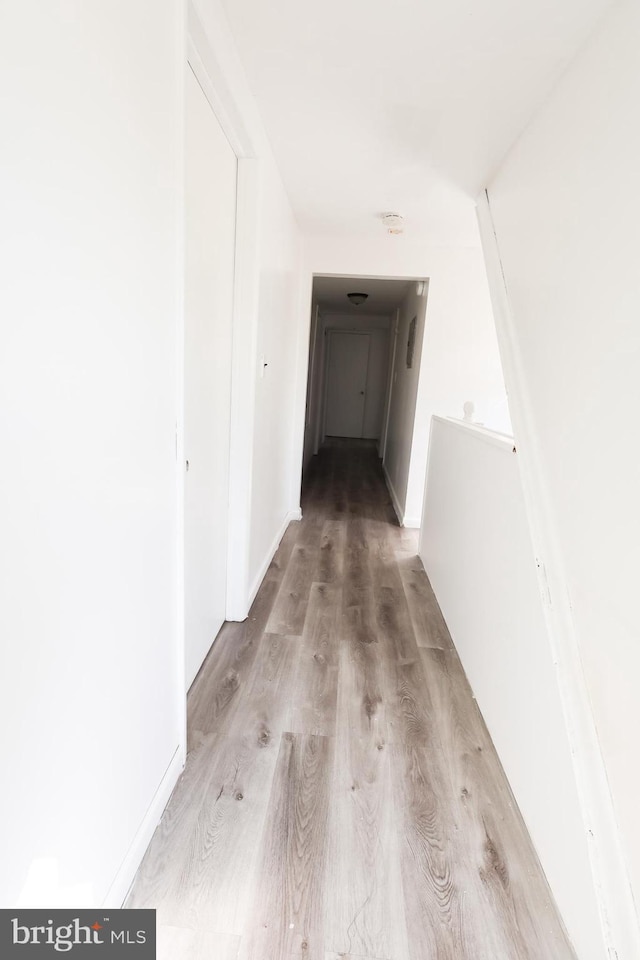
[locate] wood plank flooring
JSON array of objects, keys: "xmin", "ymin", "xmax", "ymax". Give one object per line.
[{"xmin": 127, "ymin": 439, "xmax": 576, "ymax": 960}]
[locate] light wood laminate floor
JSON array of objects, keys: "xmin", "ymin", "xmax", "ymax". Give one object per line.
[{"xmin": 127, "ymin": 440, "xmax": 575, "ymax": 960}]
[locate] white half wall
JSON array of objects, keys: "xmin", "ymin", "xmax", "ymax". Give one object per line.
[
  {"xmin": 482, "ymin": 1, "xmax": 640, "ymax": 954},
  {"xmin": 305, "ymin": 233, "xmax": 511, "ymax": 527},
  {"xmin": 421, "ymin": 418, "xmax": 605, "ymax": 960},
  {"xmin": 0, "ymin": 0, "xmax": 183, "ymax": 906}
]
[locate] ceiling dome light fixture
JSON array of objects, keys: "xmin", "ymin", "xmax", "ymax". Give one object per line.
[
  {"xmin": 347, "ymin": 292, "xmax": 368, "ymax": 306},
  {"xmin": 382, "ymin": 212, "xmax": 404, "ymax": 235}
]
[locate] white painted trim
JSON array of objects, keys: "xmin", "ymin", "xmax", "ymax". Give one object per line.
[
  {"xmin": 402, "ymin": 515, "xmax": 421, "ymax": 530},
  {"xmin": 434, "ymin": 415, "xmax": 515, "ymax": 453},
  {"xmin": 246, "ymin": 509, "xmax": 302, "ymax": 611},
  {"xmin": 175, "ymin": 0, "xmax": 188, "ymax": 805},
  {"xmin": 320, "ymin": 328, "xmax": 332, "ymax": 443},
  {"xmin": 102, "ymin": 746, "xmax": 184, "ymax": 908},
  {"xmin": 186, "ymin": 3, "xmax": 256, "ymax": 158},
  {"xmin": 226, "ymin": 159, "xmax": 262, "ymax": 622},
  {"xmin": 383, "ymin": 462, "xmax": 404, "ymax": 526},
  {"xmin": 477, "ymin": 190, "xmax": 640, "ymax": 960},
  {"xmin": 186, "ymin": 2, "xmax": 263, "ymax": 625},
  {"xmin": 306, "ymin": 303, "xmax": 320, "ymax": 432},
  {"xmin": 313, "ymin": 308, "xmax": 327, "ymax": 455},
  {"xmin": 290, "ymin": 267, "xmax": 314, "ymax": 508},
  {"xmin": 379, "ymin": 309, "xmax": 399, "ymax": 461}
]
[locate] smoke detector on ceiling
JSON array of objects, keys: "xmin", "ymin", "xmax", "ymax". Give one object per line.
[
  {"xmin": 347, "ymin": 292, "xmax": 368, "ymax": 306},
  {"xmin": 382, "ymin": 212, "xmax": 404, "ymax": 235}
]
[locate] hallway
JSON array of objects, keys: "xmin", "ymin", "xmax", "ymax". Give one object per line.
[{"xmin": 128, "ymin": 441, "xmax": 574, "ymax": 959}]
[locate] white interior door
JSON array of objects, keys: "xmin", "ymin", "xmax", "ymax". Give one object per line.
[
  {"xmin": 184, "ymin": 66, "xmax": 237, "ymax": 689},
  {"xmin": 325, "ymin": 332, "xmax": 370, "ymax": 438}
]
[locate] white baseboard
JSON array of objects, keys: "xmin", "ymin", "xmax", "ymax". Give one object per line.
[
  {"xmin": 246, "ymin": 508, "xmax": 302, "ymax": 611},
  {"xmin": 382, "ymin": 463, "xmax": 405, "ymax": 526},
  {"xmin": 102, "ymin": 745, "xmax": 185, "ymax": 908},
  {"xmin": 402, "ymin": 515, "xmax": 421, "ymax": 529}
]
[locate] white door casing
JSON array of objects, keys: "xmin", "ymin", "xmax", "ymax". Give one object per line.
[{"xmin": 184, "ymin": 65, "xmax": 237, "ymax": 689}]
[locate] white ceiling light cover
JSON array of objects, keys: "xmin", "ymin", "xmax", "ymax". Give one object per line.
[{"xmin": 382, "ymin": 213, "xmax": 404, "ymax": 234}]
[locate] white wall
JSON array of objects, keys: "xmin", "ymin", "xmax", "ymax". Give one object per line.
[
  {"xmin": 407, "ymin": 247, "xmax": 512, "ymax": 526},
  {"xmin": 0, "ymin": 0, "xmax": 311, "ymax": 909},
  {"xmin": 191, "ymin": 0, "xmax": 305, "ymax": 614},
  {"xmin": 383, "ymin": 285, "xmax": 428, "ymax": 526},
  {"xmin": 0, "ymin": 0, "xmax": 183, "ymax": 906},
  {"xmin": 482, "ymin": 1, "xmax": 640, "ymax": 954},
  {"xmin": 421, "ymin": 418, "xmax": 604, "ymax": 960},
  {"xmin": 248, "ymin": 157, "xmax": 304, "ymax": 595},
  {"xmin": 304, "ymin": 233, "xmax": 511, "ymax": 527}
]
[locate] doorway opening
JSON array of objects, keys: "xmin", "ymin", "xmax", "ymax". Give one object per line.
[{"xmin": 302, "ymin": 274, "xmax": 429, "ymax": 527}]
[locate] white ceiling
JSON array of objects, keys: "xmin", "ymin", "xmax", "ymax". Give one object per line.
[
  {"xmin": 222, "ymin": 0, "xmax": 613, "ymax": 244},
  {"xmin": 314, "ymin": 276, "xmax": 414, "ymax": 314}
]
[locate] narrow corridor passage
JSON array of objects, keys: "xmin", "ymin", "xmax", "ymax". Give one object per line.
[{"xmin": 128, "ymin": 441, "xmax": 575, "ymax": 960}]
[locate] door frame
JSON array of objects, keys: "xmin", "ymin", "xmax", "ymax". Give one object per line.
[
  {"xmin": 178, "ymin": 1, "xmax": 262, "ymax": 751},
  {"xmin": 187, "ymin": 3, "xmax": 260, "ymax": 624},
  {"xmin": 322, "ymin": 329, "xmax": 372, "ymax": 440},
  {"xmin": 379, "ymin": 308, "xmax": 400, "ymax": 460},
  {"xmin": 183, "ymin": 63, "xmax": 238, "ymax": 690},
  {"xmin": 301, "ymin": 275, "xmax": 429, "ymax": 490}
]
